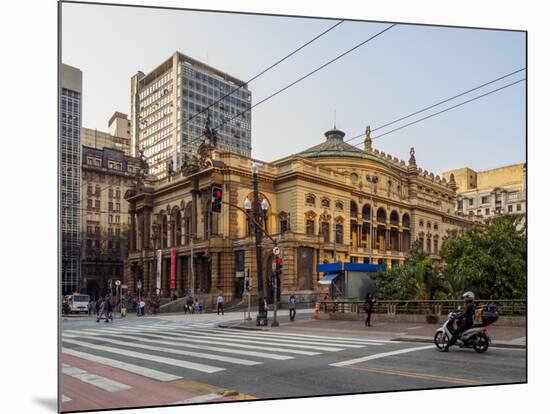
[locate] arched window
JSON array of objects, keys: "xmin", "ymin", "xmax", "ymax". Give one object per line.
[
  {"xmin": 335, "ymin": 201, "xmax": 344, "ymax": 210},
  {"xmin": 362, "ymin": 204, "xmax": 371, "ymax": 220},
  {"xmin": 419, "ymin": 220, "xmax": 424, "ymax": 227},
  {"xmin": 402, "ymin": 213, "xmax": 410, "ymax": 228},
  {"xmin": 390, "ymin": 210, "xmax": 399, "ymax": 226},
  {"xmin": 350, "ymin": 201, "xmax": 358, "ymax": 218},
  {"xmin": 376, "ymin": 207, "xmax": 386, "ymax": 222},
  {"xmin": 350, "ymin": 172, "xmax": 358, "ymax": 182},
  {"xmin": 306, "ymin": 194, "xmax": 316, "ymax": 205},
  {"xmin": 321, "ymin": 198, "xmax": 330, "ymax": 208},
  {"xmin": 279, "ymin": 212, "xmax": 289, "ymax": 234},
  {"xmin": 427, "ymin": 221, "xmax": 432, "ymax": 229}
]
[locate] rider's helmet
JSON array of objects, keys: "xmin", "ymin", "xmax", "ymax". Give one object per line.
[{"xmin": 462, "ymin": 291, "xmax": 475, "ymax": 303}]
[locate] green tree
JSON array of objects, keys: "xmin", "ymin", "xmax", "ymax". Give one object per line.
[
  {"xmin": 373, "ymin": 248, "xmax": 448, "ymax": 300},
  {"xmin": 440, "ymin": 215, "xmax": 526, "ymax": 299}
]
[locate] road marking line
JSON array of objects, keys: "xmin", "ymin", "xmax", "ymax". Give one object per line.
[
  {"xmin": 85, "ymin": 327, "xmax": 320, "ymax": 356},
  {"xmin": 68, "ymin": 329, "xmax": 294, "ymax": 361},
  {"xmin": 329, "ymin": 345, "xmax": 434, "ymax": 367},
  {"xmin": 61, "ymin": 395, "xmax": 72, "ymax": 402},
  {"xmin": 171, "ymin": 392, "xmax": 223, "ymax": 404},
  {"xmin": 179, "ymin": 328, "xmax": 367, "ymax": 348},
  {"xmin": 62, "ymin": 333, "xmax": 261, "ymax": 366},
  {"xmin": 91, "ymin": 327, "xmax": 325, "ymax": 354},
  {"xmin": 62, "ymin": 338, "xmax": 224, "ymax": 373},
  {"xmin": 406, "ymin": 326, "xmax": 424, "ymax": 330},
  {"xmin": 203, "ymin": 329, "xmax": 395, "ymax": 344},
  {"xmin": 62, "ymin": 348, "xmax": 181, "ymax": 381},
  {"xmin": 194, "ymin": 328, "xmax": 384, "ymax": 346},
  {"xmin": 344, "ymin": 365, "xmax": 481, "ymax": 386},
  {"xmin": 62, "ymin": 363, "xmax": 132, "ymax": 392}
]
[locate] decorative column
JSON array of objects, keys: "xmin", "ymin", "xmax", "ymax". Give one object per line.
[
  {"xmin": 167, "ymin": 215, "xmax": 173, "ymax": 248},
  {"xmin": 129, "ymin": 208, "xmax": 136, "ymax": 251},
  {"xmin": 143, "ymin": 208, "xmax": 151, "ymax": 250}
]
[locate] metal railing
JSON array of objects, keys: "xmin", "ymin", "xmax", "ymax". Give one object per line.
[{"xmin": 319, "ymin": 299, "xmax": 526, "ymax": 316}]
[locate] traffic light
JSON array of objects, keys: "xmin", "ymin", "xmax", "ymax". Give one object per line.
[
  {"xmin": 275, "ymin": 257, "xmax": 283, "ymax": 276},
  {"xmin": 211, "ymin": 184, "xmax": 223, "ymax": 213}
]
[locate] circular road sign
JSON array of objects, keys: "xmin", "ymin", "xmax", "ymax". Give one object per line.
[
  {"xmin": 272, "ymin": 246, "xmax": 280, "ymax": 256},
  {"xmin": 115, "ymin": 280, "xmax": 121, "ymax": 286},
  {"xmin": 137, "ymin": 281, "xmax": 142, "ymax": 289}
]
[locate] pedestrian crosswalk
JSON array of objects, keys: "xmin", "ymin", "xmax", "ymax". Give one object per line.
[{"xmin": 62, "ymin": 324, "xmax": 395, "ymax": 384}]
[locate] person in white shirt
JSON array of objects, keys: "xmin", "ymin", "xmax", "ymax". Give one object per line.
[
  {"xmin": 139, "ymin": 299, "xmax": 146, "ymax": 316},
  {"xmin": 216, "ymin": 294, "xmax": 224, "ymax": 315}
]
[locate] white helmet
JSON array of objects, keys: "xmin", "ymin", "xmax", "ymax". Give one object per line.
[{"xmin": 462, "ymin": 291, "xmax": 475, "ymax": 302}]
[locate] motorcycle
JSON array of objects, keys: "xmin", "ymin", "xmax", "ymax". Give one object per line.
[{"xmin": 434, "ymin": 304, "xmax": 499, "ymax": 353}]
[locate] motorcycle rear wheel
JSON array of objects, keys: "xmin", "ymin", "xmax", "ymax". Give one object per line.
[
  {"xmin": 434, "ymin": 331, "xmax": 449, "ymax": 350},
  {"xmin": 472, "ymin": 332, "xmax": 490, "ymax": 353}
]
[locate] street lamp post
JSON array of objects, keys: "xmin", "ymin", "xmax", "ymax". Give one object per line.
[{"xmin": 252, "ymin": 163, "xmax": 268, "ymax": 326}]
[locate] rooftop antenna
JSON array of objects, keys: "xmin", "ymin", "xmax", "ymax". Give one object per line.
[{"xmin": 333, "ymin": 109, "xmax": 337, "ymax": 129}]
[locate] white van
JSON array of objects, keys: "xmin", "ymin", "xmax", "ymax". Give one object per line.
[{"xmin": 65, "ymin": 294, "xmax": 90, "ymax": 314}]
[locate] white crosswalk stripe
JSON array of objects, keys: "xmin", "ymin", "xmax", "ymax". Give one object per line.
[
  {"xmin": 62, "ymin": 338, "xmax": 224, "ymax": 373},
  {"xmin": 64, "ymin": 329, "xmax": 294, "ymax": 360},
  {"xmin": 63, "ymin": 333, "xmax": 262, "ymax": 366},
  {"xmin": 62, "ymin": 363, "xmax": 132, "ymax": 392},
  {"xmin": 62, "ymin": 348, "xmax": 182, "ymax": 381},
  {"xmin": 180, "ymin": 328, "xmax": 378, "ymax": 347},
  {"xmin": 98, "ymin": 326, "xmax": 345, "ymax": 352},
  {"xmin": 62, "ymin": 325, "xmax": 394, "ymax": 382},
  {"xmin": 86, "ymin": 326, "xmax": 321, "ymax": 356}
]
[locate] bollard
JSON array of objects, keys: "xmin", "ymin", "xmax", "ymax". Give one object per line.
[{"xmin": 313, "ymin": 301, "xmax": 320, "ymax": 320}]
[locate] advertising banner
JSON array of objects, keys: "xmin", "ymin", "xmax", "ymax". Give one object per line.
[
  {"xmin": 170, "ymin": 247, "xmax": 176, "ymax": 289},
  {"xmin": 156, "ymin": 249, "xmax": 162, "ymax": 293}
]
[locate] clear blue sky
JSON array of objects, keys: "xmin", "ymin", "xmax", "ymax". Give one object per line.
[{"xmin": 62, "ymin": 3, "xmax": 526, "ymax": 175}]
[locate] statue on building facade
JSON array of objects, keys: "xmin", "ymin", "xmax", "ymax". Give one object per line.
[
  {"xmin": 409, "ymin": 147, "xmax": 417, "ymax": 166},
  {"xmin": 364, "ymin": 125, "xmax": 373, "ymax": 151}
]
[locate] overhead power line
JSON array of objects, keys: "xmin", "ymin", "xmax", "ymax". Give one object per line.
[
  {"xmin": 169, "ymin": 23, "xmax": 397, "ymax": 158},
  {"xmin": 348, "ymin": 77, "xmax": 525, "ymax": 147},
  {"xmin": 179, "ymin": 20, "xmax": 345, "ymax": 131},
  {"xmin": 344, "ymin": 67, "xmax": 526, "ymax": 144}
]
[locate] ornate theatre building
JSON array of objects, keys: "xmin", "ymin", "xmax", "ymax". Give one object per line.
[{"xmin": 124, "ymin": 122, "xmax": 478, "ymax": 306}]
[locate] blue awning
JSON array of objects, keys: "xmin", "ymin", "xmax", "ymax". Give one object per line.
[{"xmin": 318, "ymin": 273, "xmax": 341, "ymax": 285}]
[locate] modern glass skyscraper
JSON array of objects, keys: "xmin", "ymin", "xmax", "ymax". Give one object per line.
[
  {"xmin": 131, "ymin": 52, "xmax": 252, "ymax": 178},
  {"xmin": 61, "ymin": 63, "xmax": 82, "ymax": 294}
]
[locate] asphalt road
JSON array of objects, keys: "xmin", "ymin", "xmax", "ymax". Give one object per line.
[{"xmin": 60, "ymin": 312, "xmax": 526, "ymax": 410}]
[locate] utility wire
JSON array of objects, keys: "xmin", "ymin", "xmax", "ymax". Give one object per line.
[
  {"xmin": 177, "ymin": 20, "xmax": 345, "ymax": 131},
  {"xmin": 344, "ymin": 67, "xmax": 526, "ymax": 144},
  {"xmin": 140, "ymin": 20, "xmax": 345, "ymax": 160},
  {"xmin": 347, "ymin": 77, "xmax": 525, "ymax": 147},
  {"xmin": 161, "ymin": 23, "xmax": 397, "ymax": 163}
]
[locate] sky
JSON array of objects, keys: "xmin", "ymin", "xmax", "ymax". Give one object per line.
[{"xmin": 61, "ymin": 3, "xmax": 526, "ymax": 175}]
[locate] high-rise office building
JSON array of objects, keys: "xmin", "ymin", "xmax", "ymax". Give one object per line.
[
  {"xmin": 61, "ymin": 63, "xmax": 83, "ymax": 294},
  {"xmin": 131, "ymin": 52, "xmax": 252, "ymax": 178}
]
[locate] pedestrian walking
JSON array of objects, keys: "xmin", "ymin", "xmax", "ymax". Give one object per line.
[
  {"xmin": 194, "ymin": 299, "xmax": 202, "ymax": 314},
  {"xmin": 288, "ymin": 295, "xmax": 296, "ymax": 321},
  {"xmin": 216, "ymin": 294, "xmax": 224, "ymax": 315},
  {"xmin": 364, "ymin": 292, "xmax": 376, "ymax": 327},
  {"xmin": 138, "ymin": 299, "xmax": 146, "ymax": 316},
  {"xmin": 185, "ymin": 296, "xmax": 194, "ymax": 314},
  {"xmin": 107, "ymin": 298, "xmax": 113, "ymax": 322},
  {"xmin": 96, "ymin": 297, "xmax": 110, "ymax": 323}
]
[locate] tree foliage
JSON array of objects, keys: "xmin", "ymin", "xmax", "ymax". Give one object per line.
[
  {"xmin": 373, "ymin": 249, "xmax": 448, "ymax": 300},
  {"xmin": 440, "ymin": 215, "xmax": 526, "ymax": 299},
  {"xmin": 373, "ymin": 215, "xmax": 526, "ymax": 300}
]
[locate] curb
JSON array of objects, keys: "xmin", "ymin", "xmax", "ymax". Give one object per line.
[
  {"xmin": 392, "ymin": 337, "xmax": 526, "ymax": 349},
  {"xmin": 218, "ymin": 324, "xmax": 266, "ymax": 331}
]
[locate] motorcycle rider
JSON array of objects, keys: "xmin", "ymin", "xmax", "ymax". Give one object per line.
[{"xmin": 441, "ymin": 291, "xmax": 476, "ymax": 352}]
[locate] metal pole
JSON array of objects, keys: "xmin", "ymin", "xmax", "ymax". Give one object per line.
[
  {"xmin": 272, "ymin": 267, "xmax": 279, "ymax": 327},
  {"xmin": 246, "ymin": 268, "xmax": 252, "ymax": 320},
  {"xmin": 333, "ymin": 210, "xmax": 337, "ymax": 262},
  {"xmin": 252, "ymin": 168, "xmax": 265, "ymax": 322},
  {"xmin": 190, "ymin": 235, "xmax": 194, "ymax": 299},
  {"xmin": 370, "ymin": 195, "xmax": 373, "ymax": 264}
]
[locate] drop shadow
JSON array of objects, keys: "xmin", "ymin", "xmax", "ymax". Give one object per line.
[{"xmin": 33, "ymin": 397, "xmax": 58, "ymax": 412}]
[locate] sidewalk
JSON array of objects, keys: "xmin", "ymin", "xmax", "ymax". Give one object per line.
[{"xmin": 221, "ymin": 312, "xmax": 526, "ymax": 349}]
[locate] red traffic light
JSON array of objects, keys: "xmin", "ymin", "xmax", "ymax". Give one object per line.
[{"xmin": 276, "ymin": 257, "xmax": 283, "ymax": 266}]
